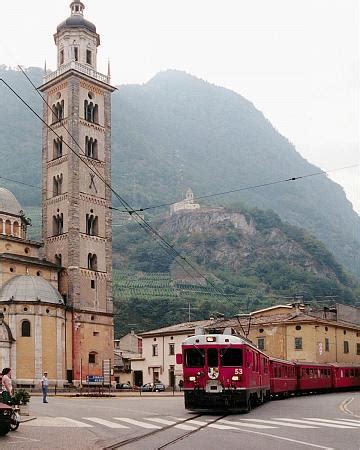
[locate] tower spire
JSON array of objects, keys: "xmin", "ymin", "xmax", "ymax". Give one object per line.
[{"xmin": 70, "ymin": 0, "xmax": 85, "ymax": 16}]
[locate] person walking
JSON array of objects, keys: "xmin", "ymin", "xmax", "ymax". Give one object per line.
[
  {"xmin": 41, "ymin": 372, "xmax": 49, "ymax": 403},
  {"xmin": 1, "ymin": 368, "xmax": 13, "ymax": 404}
]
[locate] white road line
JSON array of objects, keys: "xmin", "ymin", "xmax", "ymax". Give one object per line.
[
  {"xmin": 22, "ymin": 417, "xmax": 93, "ymax": 428},
  {"xmin": 145, "ymin": 417, "xmax": 197, "ymax": 430},
  {"xmin": 114, "ymin": 417, "xmax": 162, "ymax": 429},
  {"xmin": 274, "ymin": 418, "xmax": 356, "ymax": 429},
  {"xmin": 208, "ymin": 424, "xmax": 241, "ymax": 430},
  {"xmin": 219, "ymin": 419, "xmax": 276, "ymax": 429},
  {"xmin": 187, "ymin": 420, "xmax": 208, "ymax": 426},
  {"xmin": 83, "ymin": 418, "xmax": 129, "ymax": 428},
  {"xmin": 219, "ymin": 427, "xmax": 334, "ymax": 449},
  {"xmin": 305, "ymin": 418, "xmax": 360, "ymax": 427},
  {"xmin": 242, "ymin": 419, "xmax": 318, "ymax": 428},
  {"xmin": 335, "ymin": 418, "xmax": 360, "ymax": 424}
]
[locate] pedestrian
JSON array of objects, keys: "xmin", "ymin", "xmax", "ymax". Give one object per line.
[
  {"xmin": 41, "ymin": 371, "xmax": 49, "ymax": 403},
  {"xmin": 1, "ymin": 368, "xmax": 13, "ymax": 404}
]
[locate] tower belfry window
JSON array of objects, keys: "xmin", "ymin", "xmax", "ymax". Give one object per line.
[
  {"xmin": 53, "ymin": 137, "xmax": 63, "ymax": 159},
  {"xmin": 52, "ymin": 101, "xmax": 64, "ymax": 123},
  {"xmin": 86, "ymin": 214, "xmax": 98, "ymax": 236},
  {"xmin": 88, "ymin": 253, "xmax": 97, "ymax": 270},
  {"xmin": 53, "ymin": 212, "xmax": 64, "ymax": 236},
  {"xmin": 84, "ymin": 101, "xmax": 98, "ymax": 123},
  {"xmin": 53, "ymin": 174, "xmax": 63, "ymax": 196},
  {"xmin": 86, "ymin": 50, "xmax": 92, "ymax": 65},
  {"xmin": 73, "ymin": 46, "xmax": 79, "ymax": 62},
  {"xmin": 60, "ymin": 50, "xmax": 64, "ymax": 65},
  {"xmin": 85, "ymin": 136, "xmax": 98, "ymax": 159}
]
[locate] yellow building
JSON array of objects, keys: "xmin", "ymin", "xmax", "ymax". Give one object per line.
[
  {"xmin": 0, "ymin": 1, "xmax": 114, "ymax": 387},
  {"xmin": 131, "ymin": 303, "xmax": 360, "ymax": 387}
]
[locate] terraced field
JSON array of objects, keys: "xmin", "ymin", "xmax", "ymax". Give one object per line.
[{"xmin": 113, "ymin": 270, "xmax": 222, "ymax": 300}]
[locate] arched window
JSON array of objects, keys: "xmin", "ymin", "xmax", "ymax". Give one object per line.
[
  {"xmin": 5, "ymin": 220, "xmax": 11, "ymax": 235},
  {"xmin": 53, "ymin": 213, "xmax": 64, "ymax": 236},
  {"xmin": 21, "ymin": 320, "xmax": 31, "ymax": 337},
  {"xmin": 87, "ymin": 253, "xmax": 97, "ymax": 271},
  {"xmin": 85, "ymin": 137, "xmax": 98, "ymax": 159},
  {"xmin": 13, "ymin": 221, "xmax": 20, "ymax": 237},
  {"xmin": 84, "ymin": 101, "xmax": 98, "ymax": 123},
  {"xmin": 88, "ymin": 352, "xmax": 97, "ymax": 364},
  {"xmin": 52, "ymin": 102, "xmax": 64, "ymax": 123},
  {"xmin": 53, "ymin": 137, "xmax": 63, "ymax": 159},
  {"xmin": 53, "ymin": 174, "xmax": 63, "ymax": 197},
  {"xmin": 86, "ymin": 214, "xmax": 98, "ymax": 236}
]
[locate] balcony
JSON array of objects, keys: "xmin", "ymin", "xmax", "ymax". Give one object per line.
[{"xmin": 43, "ymin": 61, "xmax": 110, "ymax": 85}]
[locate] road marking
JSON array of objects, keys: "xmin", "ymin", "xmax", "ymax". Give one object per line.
[
  {"xmin": 274, "ymin": 418, "xmax": 356, "ymax": 428},
  {"xmin": 145, "ymin": 417, "xmax": 197, "ymax": 430},
  {"xmin": 208, "ymin": 424, "xmax": 241, "ymax": 430},
  {"xmin": 220, "ymin": 427, "xmax": 334, "ymax": 449},
  {"xmin": 242, "ymin": 419, "xmax": 318, "ymax": 428},
  {"xmin": 219, "ymin": 419, "xmax": 276, "ymax": 429},
  {"xmin": 339, "ymin": 397, "xmax": 360, "ymax": 419},
  {"xmin": 335, "ymin": 418, "xmax": 360, "ymax": 424},
  {"xmin": 114, "ymin": 417, "xmax": 162, "ymax": 429},
  {"xmin": 187, "ymin": 420, "xmax": 208, "ymax": 426},
  {"xmin": 22, "ymin": 417, "xmax": 93, "ymax": 428},
  {"xmin": 83, "ymin": 417, "xmax": 129, "ymax": 428},
  {"xmin": 304, "ymin": 418, "xmax": 360, "ymax": 427}
]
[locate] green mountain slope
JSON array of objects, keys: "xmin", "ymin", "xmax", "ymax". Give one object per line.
[
  {"xmin": 0, "ymin": 66, "xmax": 359, "ymax": 275},
  {"xmin": 113, "ymin": 207, "xmax": 359, "ymax": 337}
]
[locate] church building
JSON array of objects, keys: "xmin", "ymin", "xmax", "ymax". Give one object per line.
[{"xmin": 0, "ymin": 0, "xmax": 115, "ymax": 386}]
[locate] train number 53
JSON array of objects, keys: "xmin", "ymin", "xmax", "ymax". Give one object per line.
[{"xmin": 234, "ymin": 368, "xmax": 243, "ymax": 375}]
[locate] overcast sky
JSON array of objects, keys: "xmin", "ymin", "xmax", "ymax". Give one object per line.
[{"xmin": 1, "ymin": 0, "xmax": 359, "ymax": 212}]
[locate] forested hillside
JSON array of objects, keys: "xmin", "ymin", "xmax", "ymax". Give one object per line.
[
  {"xmin": 112, "ymin": 207, "xmax": 359, "ymax": 337},
  {"xmin": 0, "ymin": 66, "xmax": 359, "ymax": 276}
]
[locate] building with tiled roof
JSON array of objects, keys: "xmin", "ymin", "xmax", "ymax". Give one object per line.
[{"xmin": 131, "ymin": 303, "xmax": 360, "ymax": 388}]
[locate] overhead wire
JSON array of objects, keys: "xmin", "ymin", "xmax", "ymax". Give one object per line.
[
  {"xmin": 111, "ymin": 163, "xmax": 360, "ymax": 213},
  {"xmin": 0, "ymin": 75, "xmax": 229, "ymax": 302}
]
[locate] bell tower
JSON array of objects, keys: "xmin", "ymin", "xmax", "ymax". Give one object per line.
[{"xmin": 39, "ymin": 0, "xmax": 115, "ymax": 383}]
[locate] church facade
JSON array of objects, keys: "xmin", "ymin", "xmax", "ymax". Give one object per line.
[{"xmin": 0, "ymin": 0, "xmax": 114, "ymax": 386}]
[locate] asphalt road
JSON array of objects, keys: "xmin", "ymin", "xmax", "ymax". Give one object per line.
[{"xmin": 1, "ymin": 391, "xmax": 359, "ymax": 449}]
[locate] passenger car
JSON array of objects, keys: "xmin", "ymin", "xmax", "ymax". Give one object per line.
[
  {"xmin": 116, "ymin": 383, "xmax": 132, "ymax": 390},
  {"xmin": 141, "ymin": 382, "xmax": 165, "ymax": 392}
]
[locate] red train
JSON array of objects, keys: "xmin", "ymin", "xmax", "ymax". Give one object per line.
[{"xmin": 177, "ymin": 332, "xmax": 360, "ymax": 412}]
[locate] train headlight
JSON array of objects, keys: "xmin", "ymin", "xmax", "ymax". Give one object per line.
[
  {"xmin": 231, "ymin": 375, "xmax": 239, "ymax": 381},
  {"xmin": 206, "ymin": 336, "xmax": 216, "ymax": 342},
  {"xmin": 189, "ymin": 376, "xmax": 196, "ymax": 381}
]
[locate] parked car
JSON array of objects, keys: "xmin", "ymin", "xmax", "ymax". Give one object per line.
[
  {"xmin": 141, "ymin": 382, "xmax": 166, "ymax": 392},
  {"xmin": 116, "ymin": 383, "xmax": 132, "ymax": 390}
]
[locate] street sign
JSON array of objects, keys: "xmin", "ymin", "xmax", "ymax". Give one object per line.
[{"xmin": 86, "ymin": 375, "xmax": 104, "ymax": 383}]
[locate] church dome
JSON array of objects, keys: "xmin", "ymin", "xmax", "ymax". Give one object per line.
[
  {"xmin": 57, "ymin": 15, "xmax": 97, "ymax": 34},
  {"xmin": 0, "ymin": 188, "xmax": 22, "ymax": 216},
  {"xmin": 0, "ymin": 276, "xmax": 64, "ymax": 305}
]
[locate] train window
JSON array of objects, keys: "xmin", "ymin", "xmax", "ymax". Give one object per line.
[
  {"xmin": 185, "ymin": 348, "xmax": 205, "ymax": 368},
  {"xmin": 220, "ymin": 348, "xmax": 242, "ymax": 366},
  {"xmin": 350, "ymin": 369, "xmax": 354, "ymax": 377},
  {"xmin": 207, "ymin": 348, "xmax": 218, "ymax": 367},
  {"xmin": 306, "ymin": 368, "xmax": 310, "ymax": 376},
  {"xmin": 302, "ymin": 368, "xmax": 305, "ymax": 377}
]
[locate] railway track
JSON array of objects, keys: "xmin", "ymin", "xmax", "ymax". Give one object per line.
[{"xmin": 102, "ymin": 414, "xmax": 228, "ymax": 450}]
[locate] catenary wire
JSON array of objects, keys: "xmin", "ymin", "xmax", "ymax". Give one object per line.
[
  {"xmin": 0, "ymin": 77, "xmax": 229, "ymax": 301},
  {"xmin": 111, "ymin": 163, "xmax": 360, "ymax": 213}
]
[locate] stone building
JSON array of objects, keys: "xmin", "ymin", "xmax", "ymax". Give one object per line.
[
  {"xmin": 0, "ymin": 0, "xmax": 115, "ymax": 386},
  {"xmin": 169, "ymin": 188, "xmax": 200, "ymax": 216}
]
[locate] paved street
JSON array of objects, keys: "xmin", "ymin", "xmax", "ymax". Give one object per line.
[{"xmin": 0, "ymin": 392, "xmax": 359, "ymax": 449}]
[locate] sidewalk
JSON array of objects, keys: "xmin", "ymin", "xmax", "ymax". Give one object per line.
[{"xmin": 29, "ymin": 390, "xmax": 184, "ymax": 398}]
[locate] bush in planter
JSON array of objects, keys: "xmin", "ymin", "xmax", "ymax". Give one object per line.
[{"xmin": 13, "ymin": 388, "xmax": 31, "ymax": 405}]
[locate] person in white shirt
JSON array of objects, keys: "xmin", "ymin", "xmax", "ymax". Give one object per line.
[{"xmin": 41, "ymin": 372, "xmax": 49, "ymax": 403}]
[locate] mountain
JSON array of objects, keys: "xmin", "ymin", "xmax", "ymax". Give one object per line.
[
  {"xmin": 0, "ymin": 66, "xmax": 359, "ymax": 276},
  {"xmin": 112, "ymin": 207, "xmax": 359, "ymax": 337}
]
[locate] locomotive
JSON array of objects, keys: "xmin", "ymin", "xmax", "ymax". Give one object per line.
[{"xmin": 176, "ymin": 329, "xmax": 360, "ymax": 412}]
